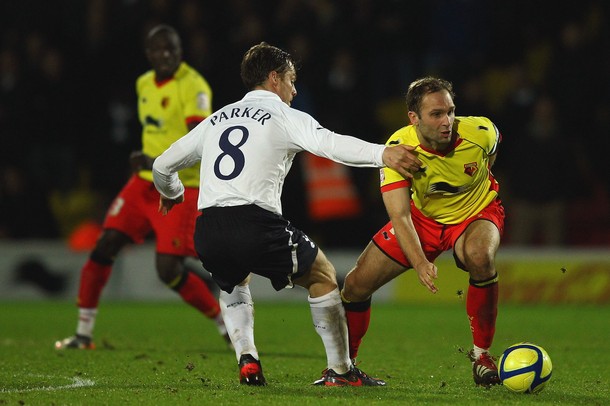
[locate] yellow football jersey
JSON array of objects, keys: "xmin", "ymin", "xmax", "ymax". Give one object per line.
[
  {"xmin": 136, "ymin": 62, "xmax": 212, "ymax": 187},
  {"xmin": 380, "ymin": 116, "xmax": 500, "ymax": 224}
]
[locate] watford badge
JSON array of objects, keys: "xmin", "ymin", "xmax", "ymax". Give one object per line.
[{"xmin": 463, "ymin": 162, "xmax": 478, "ymax": 176}]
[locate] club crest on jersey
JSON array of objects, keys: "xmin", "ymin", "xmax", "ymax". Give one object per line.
[
  {"xmin": 464, "ymin": 162, "xmax": 478, "ymax": 176},
  {"xmin": 161, "ymin": 97, "xmax": 170, "ymax": 109}
]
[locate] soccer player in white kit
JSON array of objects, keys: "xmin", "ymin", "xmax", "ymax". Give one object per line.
[{"xmin": 153, "ymin": 42, "xmax": 421, "ymax": 386}]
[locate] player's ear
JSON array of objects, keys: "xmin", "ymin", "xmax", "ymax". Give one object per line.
[
  {"xmin": 408, "ymin": 111, "xmax": 419, "ymax": 126},
  {"xmin": 269, "ymin": 70, "xmax": 279, "ymax": 85}
]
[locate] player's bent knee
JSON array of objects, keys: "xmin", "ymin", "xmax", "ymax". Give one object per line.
[
  {"xmin": 156, "ymin": 268, "xmax": 181, "ymax": 285},
  {"xmin": 466, "ymin": 258, "xmax": 496, "ymax": 281},
  {"xmin": 155, "ymin": 255, "xmax": 184, "ymax": 286},
  {"xmin": 464, "ymin": 248, "xmax": 495, "ymax": 272},
  {"xmin": 93, "ymin": 230, "xmax": 131, "ymax": 261},
  {"xmin": 342, "ymin": 273, "xmax": 373, "ymax": 303}
]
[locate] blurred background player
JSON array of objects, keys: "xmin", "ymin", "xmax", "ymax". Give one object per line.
[
  {"xmin": 341, "ymin": 77, "xmax": 504, "ymax": 387},
  {"xmin": 55, "ymin": 24, "xmax": 229, "ymax": 350},
  {"xmin": 152, "ymin": 42, "xmax": 421, "ymax": 386}
]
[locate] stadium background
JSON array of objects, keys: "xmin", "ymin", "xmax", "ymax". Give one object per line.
[{"xmin": 0, "ymin": 0, "xmax": 608, "ymax": 303}]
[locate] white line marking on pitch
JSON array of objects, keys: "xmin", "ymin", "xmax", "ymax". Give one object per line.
[{"xmin": 0, "ymin": 376, "xmax": 95, "ymax": 393}]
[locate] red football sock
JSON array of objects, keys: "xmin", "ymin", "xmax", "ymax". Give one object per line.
[
  {"xmin": 176, "ymin": 272, "xmax": 220, "ymax": 318},
  {"xmin": 342, "ymin": 297, "xmax": 371, "ymax": 360},
  {"xmin": 466, "ymin": 276, "xmax": 498, "ymax": 350},
  {"xmin": 77, "ymin": 259, "xmax": 112, "ymax": 308}
]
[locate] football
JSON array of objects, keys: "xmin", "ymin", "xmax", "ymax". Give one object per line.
[{"xmin": 498, "ymin": 342, "xmax": 552, "ymax": 393}]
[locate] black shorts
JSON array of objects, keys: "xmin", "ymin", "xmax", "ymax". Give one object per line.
[{"xmin": 194, "ymin": 205, "xmax": 319, "ymax": 293}]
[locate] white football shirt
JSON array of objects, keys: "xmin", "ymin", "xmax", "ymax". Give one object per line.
[{"xmin": 153, "ymin": 90, "xmax": 385, "ymax": 215}]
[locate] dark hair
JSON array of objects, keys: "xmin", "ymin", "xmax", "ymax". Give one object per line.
[
  {"xmin": 406, "ymin": 77, "xmax": 455, "ymax": 116},
  {"xmin": 240, "ymin": 42, "xmax": 296, "ymax": 90},
  {"xmin": 146, "ymin": 24, "xmax": 181, "ymax": 49}
]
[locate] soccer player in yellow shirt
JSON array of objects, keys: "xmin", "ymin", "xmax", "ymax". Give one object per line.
[
  {"xmin": 341, "ymin": 77, "xmax": 505, "ymax": 387},
  {"xmin": 56, "ymin": 25, "xmax": 229, "ymax": 349}
]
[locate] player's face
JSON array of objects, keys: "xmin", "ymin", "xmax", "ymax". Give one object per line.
[
  {"xmin": 409, "ymin": 90, "xmax": 456, "ymax": 151},
  {"xmin": 146, "ymin": 34, "xmax": 182, "ymax": 81},
  {"xmin": 277, "ymin": 65, "xmax": 297, "ymax": 106}
]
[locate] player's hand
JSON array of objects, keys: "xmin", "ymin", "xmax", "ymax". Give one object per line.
[
  {"xmin": 158, "ymin": 194, "xmax": 184, "ymax": 215},
  {"xmin": 129, "ymin": 151, "xmax": 155, "ymax": 173},
  {"xmin": 381, "ymin": 144, "xmax": 422, "ymax": 179},
  {"xmin": 413, "ymin": 261, "xmax": 438, "ymax": 294}
]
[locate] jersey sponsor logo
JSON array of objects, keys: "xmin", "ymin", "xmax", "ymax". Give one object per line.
[
  {"xmin": 145, "ymin": 115, "xmax": 162, "ymax": 128},
  {"xmin": 464, "ymin": 162, "xmax": 478, "ymax": 176},
  {"xmin": 425, "ymin": 181, "xmax": 470, "ymax": 196}
]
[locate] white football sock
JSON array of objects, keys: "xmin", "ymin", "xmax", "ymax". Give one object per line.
[
  {"xmin": 214, "ymin": 312, "xmax": 228, "ymax": 336},
  {"xmin": 308, "ymin": 288, "xmax": 351, "ymax": 374},
  {"xmin": 219, "ymin": 285, "xmax": 258, "ymax": 361},
  {"xmin": 76, "ymin": 308, "xmax": 97, "ymax": 338}
]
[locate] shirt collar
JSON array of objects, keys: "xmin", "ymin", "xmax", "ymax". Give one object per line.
[{"xmin": 243, "ymin": 89, "xmax": 282, "ymax": 102}]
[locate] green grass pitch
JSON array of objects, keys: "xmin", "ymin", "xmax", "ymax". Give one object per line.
[{"xmin": 1, "ymin": 301, "xmax": 609, "ymax": 405}]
